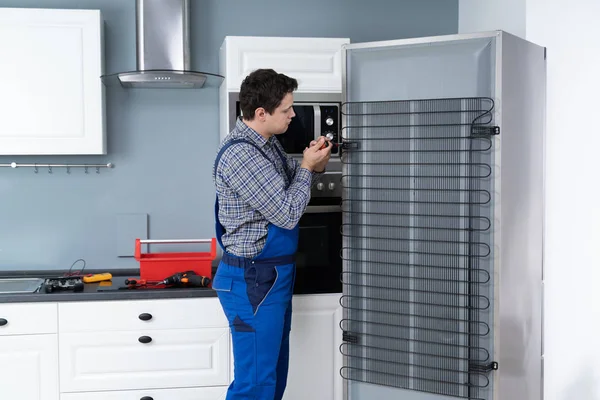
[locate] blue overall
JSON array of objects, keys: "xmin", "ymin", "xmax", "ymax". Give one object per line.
[{"xmin": 212, "ymin": 139, "xmax": 299, "ymax": 400}]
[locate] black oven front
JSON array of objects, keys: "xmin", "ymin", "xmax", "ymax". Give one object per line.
[{"xmin": 293, "ymin": 171, "xmax": 342, "ymax": 295}]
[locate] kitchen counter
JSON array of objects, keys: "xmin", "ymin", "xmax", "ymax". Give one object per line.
[{"xmin": 0, "ymin": 267, "xmax": 219, "ymax": 303}]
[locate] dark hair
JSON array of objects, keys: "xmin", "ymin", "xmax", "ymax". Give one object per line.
[{"xmin": 239, "ymin": 69, "xmax": 298, "ymax": 121}]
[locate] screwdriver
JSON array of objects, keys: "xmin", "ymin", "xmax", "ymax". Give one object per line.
[{"xmin": 319, "ymin": 132, "xmax": 334, "ymax": 149}]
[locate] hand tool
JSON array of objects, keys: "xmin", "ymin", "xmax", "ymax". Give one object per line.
[
  {"xmin": 159, "ymin": 270, "xmax": 211, "ymax": 288},
  {"xmin": 123, "ymin": 278, "xmax": 159, "ymax": 288},
  {"xmin": 319, "ymin": 132, "xmax": 334, "ymax": 149},
  {"xmin": 83, "ymin": 273, "xmax": 112, "ymax": 283}
]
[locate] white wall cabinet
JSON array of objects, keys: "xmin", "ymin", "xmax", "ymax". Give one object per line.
[
  {"xmin": 0, "ymin": 8, "xmax": 106, "ymax": 155},
  {"xmin": 220, "ymin": 36, "xmax": 349, "ymax": 93},
  {"xmin": 219, "ymin": 35, "xmax": 348, "ymax": 140}
]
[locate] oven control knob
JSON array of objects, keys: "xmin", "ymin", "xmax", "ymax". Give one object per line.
[
  {"xmin": 316, "ymin": 182, "xmax": 324, "ymax": 191},
  {"xmin": 328, "ymin": 182, "xmax": 336, "ymax": 190},
  {"xmin": 325, "ymin": 117, "xmax": 334, "ymax": 126}
]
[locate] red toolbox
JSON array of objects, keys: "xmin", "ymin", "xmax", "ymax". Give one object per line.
[{"xmin": 134, "ymin": 238, "xmax": 217, "ymax": 282}]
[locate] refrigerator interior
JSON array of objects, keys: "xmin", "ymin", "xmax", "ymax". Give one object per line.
[{"xmin": 341, "ymin": 35, "xmax": 498, "ymax": 400}]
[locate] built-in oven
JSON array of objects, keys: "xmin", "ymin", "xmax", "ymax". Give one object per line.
[{"xmin": 294, "ymin": 171, "xmax": 342, "ymax": 294}]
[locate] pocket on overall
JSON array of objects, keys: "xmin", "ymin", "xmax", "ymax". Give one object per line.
[
  {"xmin": 244, "ymin": 264, "xmax": 278, "ymax": 313},
  {"xmin": 211, "ymin": 274, "xmax": 233, "ymax": 292}
]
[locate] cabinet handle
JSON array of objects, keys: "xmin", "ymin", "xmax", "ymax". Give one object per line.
[
  {"xmin": 0, "ymin": 318, "xmax": 7, "ymax": 327},
  {"xmin": 138, "ymin": 313, "xmax": 153, "ymax": 321},
  {"xmin": 140, "ymin": 397, "xmax": 154, "ymax": 400},
  {"xmin": 138, "ymin": 335, "xmax": 152, "ymax": 344}
]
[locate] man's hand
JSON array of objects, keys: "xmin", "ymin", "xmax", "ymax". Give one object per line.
[{"xmin": 301, "ymin": 136, "xmax": 332, "ymax": 172}]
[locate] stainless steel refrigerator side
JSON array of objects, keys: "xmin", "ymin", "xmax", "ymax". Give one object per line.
[
  {"xmin": 492, "ymin": 32, "xmax": 504, "ymax": 400},
  {"xmin": 495, "ymin": 31, "xmax": 546, "ymax": 400},
  {"xmin": 341, "ymin": 42, "xmax": 349, "ymax": 400}
]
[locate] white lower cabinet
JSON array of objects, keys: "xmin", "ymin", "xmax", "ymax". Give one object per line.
[
  {"xmin": 60, "ymin": 386, "xmax": 227, "ymax": 400},
  {"xmin": 286, "ymin": 294, "xmax": 343, "ymax": 400},
  {"xmin": 59, "ymin": 328, "xmax": 230, "ymax": 392},
  {"xmin": 0, "ymin": 334, "xmax": 59, "ymax": 400},
  {"xmin": 57, "ymin": 298, "xmax": 230, "ymax": 397},
  {"xmin": 0, "ymin": 293, "xmax": 342, "ymax": 400}
]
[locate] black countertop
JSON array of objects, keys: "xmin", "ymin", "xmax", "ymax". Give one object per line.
[{"xmin": 0, "ymin": 267, "xmax": 219, "ymax": 303}]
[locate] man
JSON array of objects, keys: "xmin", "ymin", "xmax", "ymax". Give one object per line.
[{"xmin": 212, "ymin": 68, "xmax": 332, "ymax": 400}]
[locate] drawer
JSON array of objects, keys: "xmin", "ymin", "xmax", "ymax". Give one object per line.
[
  {"xmin": 59, "ymin": 328, "xmax": 230, "ymax": 392},
  {"xmin": 58, "ymin": 297, "xmax": 227, "ymax": 332},
  {"xmin": 61, "ymin": 386, "xmax": 227, "ymax": 400},
  {"xmin": 0, "ymin": 302, "xmax": 57, "ymax": 335}
]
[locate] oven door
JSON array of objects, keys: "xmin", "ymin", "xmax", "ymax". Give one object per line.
[{"xmin": 293, "ymin": 201, "xmax": 342, "ymax": 294}]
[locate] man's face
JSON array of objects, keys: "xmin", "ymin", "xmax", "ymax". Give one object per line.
[{"xmin": 266, "ymin": 92, "xmax": 295, "ymax": 135}]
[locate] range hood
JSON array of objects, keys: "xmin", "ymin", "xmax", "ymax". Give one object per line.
[{"xmin": 101, "ymin": 0, "xmax": 223, "ymax": 89}]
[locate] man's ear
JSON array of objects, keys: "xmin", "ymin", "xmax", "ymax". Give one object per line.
[{"xmin": 255, "ymin": 107, "xmax": 266, "ymax": 121}]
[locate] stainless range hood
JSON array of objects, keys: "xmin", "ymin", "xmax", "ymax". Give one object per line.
[{"xmin": 101, "ymin": 0, "xmax": 223, "ymax": 89}]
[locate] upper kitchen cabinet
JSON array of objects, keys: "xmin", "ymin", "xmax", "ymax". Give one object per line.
[
  {"xmin": 0, "ymin": 8, "xmax": 106, "ymax": 155},
  {"xmin": 219, "ymin": 36, "xmax": 350, "ymax": 93}
]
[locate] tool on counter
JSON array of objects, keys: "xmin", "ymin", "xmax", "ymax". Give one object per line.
[
  {"xmin": 83, "ymin": 272, "xmax": 112, "ymax": 283},
  {"xmin": 123, "ymin": 278, "xmax": 160, "ymax": 289},
  {"xmin": 44, "ymin": 277, "xmax": 84, "ymax": 293},
  {"xmin": 160, "ymin": 270, "xmax": 211, "ymax": 288},
  {"xmin": 116, "ymin": 271, "xmax": 210, "ymax": 290}
]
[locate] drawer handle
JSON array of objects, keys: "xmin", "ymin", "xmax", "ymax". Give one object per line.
[
  {"xmin": 138, "ymin": 335, "xmax": 152, "ymax": 344},
  {"xmin": 0, "ymin": 318, "xmax": 7, "ymax": 327},
  {"xmin": 140, "ymin": 397, "xmax": 154, "ymax": 400},
  {"xmin": 138, "ymin": 313, "xmax": 153, "ymax": 321}
]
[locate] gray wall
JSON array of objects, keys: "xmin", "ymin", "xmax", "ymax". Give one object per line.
[{"xmin": 0, "ymin": 0, "xmax": 458, "ymax": 271}]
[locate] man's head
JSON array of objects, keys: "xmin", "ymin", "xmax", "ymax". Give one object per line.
[{"xmin": 239, "ymin": 69, "xmax": 298, "ymax": 137}]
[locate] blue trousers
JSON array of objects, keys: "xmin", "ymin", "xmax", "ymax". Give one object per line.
[{"xmin": 212, "ymin": 260, "xmax": 295, "ymax": 400}]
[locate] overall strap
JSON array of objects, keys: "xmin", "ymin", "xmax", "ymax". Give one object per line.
[
  {"xmin": 214, "ymin": 139, "xmax": 269, "ymax": 177},
  {"xmin": 272, "ymin": 144, "xmax": 293, "ymax": 183}
]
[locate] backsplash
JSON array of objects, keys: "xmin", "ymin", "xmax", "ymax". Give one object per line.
[{"xmin": 0, "ymin": 0, "xmax": 458, "ymax": 271}]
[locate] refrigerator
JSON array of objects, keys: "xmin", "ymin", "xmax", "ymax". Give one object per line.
[{"xmin": 339, "ymin": 31, "xmax": 545, "ymax": 400}]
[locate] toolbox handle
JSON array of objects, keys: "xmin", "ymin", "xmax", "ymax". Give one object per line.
[
  {"xmin": 134, "ymin": 238, "xmax": 217, "ymax": 259},
  {"xmin": 139, "ymin": 239, "xmax": 213, "ymax": 244}
]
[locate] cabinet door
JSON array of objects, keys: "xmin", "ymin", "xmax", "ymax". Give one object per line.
[
  {"xmin": 0, "ymin": 302, "xmax": 57, "ymax": 335},
  {"xmin": 0, "ymin": 8, "xmax": 105, "ymax": 155},
  {"xmin": 58, "ymin": 297, "xmax": 228, "ymax": 333},
  {"xmin": 59, "ymin": 328, "xmax": 230, "ymax": 392},
  {"xmin": 221, "ymin": 36, "xmax": 349, "ymax": 93},
  {"xmin": 0, "ymin": 334, "xmax": 59, "ymax": 400},
  {"xmin": 284, "ymin": 294, "xmax": 343, "ymax": 400},
  {"xmin": 60, "ymin": 386, "xmax": 227, "ymax": 400}
]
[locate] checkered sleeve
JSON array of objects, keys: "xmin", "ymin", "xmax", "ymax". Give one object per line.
[{"xmin": 220, "ymin": 143, "xmax": 311, "ymax": 230}]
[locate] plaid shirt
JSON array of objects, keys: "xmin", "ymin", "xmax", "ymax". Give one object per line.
[{"xmin": 214, "ymin": 118, "xmax": 320, "ymax": 258}]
